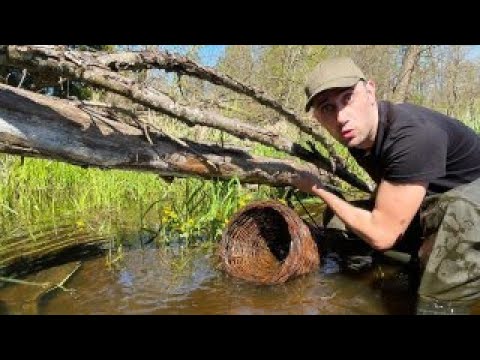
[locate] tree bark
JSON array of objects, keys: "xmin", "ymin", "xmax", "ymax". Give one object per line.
[
  {"xmin": 95, "ymin": 48, "xmax": 340, "ymax": 158},
  {"xmin": 1, "ymin": 45, "xmax": 372, "ymax": 193},
  {"xmin": 0, "ymin": 83, "xmax": 337, "ymax": 190},
  {"xmin": 391, "ymin": 45, "xmax": 423, "ymax": 103}
]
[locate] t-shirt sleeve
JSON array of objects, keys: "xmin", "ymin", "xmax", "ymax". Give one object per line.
[{"xmin": 382, "ymin": 122, "xmax": 447, "ymax": 182}]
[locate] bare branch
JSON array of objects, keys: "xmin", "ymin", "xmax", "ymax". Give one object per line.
[
  {"xmin": 3, "ymin": 45, "xmax": 372, "ymax": 193},
  {"xmin": 96, "ymin": 49, "xmax": 342, "ymax": 158}
]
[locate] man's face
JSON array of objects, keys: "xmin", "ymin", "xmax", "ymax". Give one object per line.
[{"xmin": 311, "ymin": 80, "xmax": 378, "ymax": 149}]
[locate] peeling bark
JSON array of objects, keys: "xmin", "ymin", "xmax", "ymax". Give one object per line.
[
  {"xmin": 0, "ymin": 84, "xmax": 338, "ymax": 190},
  {"xmin": 95, "ymin": 49, "xmax": 340, "ymax": 158}
]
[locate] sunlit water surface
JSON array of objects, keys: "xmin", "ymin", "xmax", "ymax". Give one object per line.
[{"xmin": 0, "ymin": 242, "xmax": 422, "ymax": 315}]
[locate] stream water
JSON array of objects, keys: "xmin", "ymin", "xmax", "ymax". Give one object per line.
[
  {"xmin": 1, "ymin": 219, "xmax": 478, "ymax": 315},
  {"xmin": 0, "ymin": 235, "xmax": 420, "ymax": 314}
]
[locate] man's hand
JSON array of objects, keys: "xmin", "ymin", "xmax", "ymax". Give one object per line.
[{"xmin": 291, "ymin": 171, "xmax": 323, "ymax": 195}]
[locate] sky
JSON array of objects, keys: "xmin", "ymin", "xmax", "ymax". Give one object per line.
[
  {"xmin": 161, "ymin": 45, "xmax": 480, "ymax": 67},
  {"xmin": 468, "ymin": 45, "xmax": 480, "ymax": 59},
  {"xmin": 199, "ymin": 45, "xmax": 226, "ymax": 66},
  {"xmin": 160, "ymin": 45, "xmax": 226, "ymax": 66}
]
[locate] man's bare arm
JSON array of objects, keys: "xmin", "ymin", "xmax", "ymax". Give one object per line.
[{"xmin": 293, "ymin": 175, "xmax": 427, "ymax": 250}]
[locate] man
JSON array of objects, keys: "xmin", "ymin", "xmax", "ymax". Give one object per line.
[{"xmin": 292, "ymin": 56, "xmax": 480, "ymax": 314}]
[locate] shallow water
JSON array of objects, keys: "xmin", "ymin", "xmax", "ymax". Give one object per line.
[
  {"xmin": 2, "ymin": 208, "xmax": 479, "ymax": 315},
  {"xmin": 0, "ymin": 240, "xmax": 422, "ymax": 315}
]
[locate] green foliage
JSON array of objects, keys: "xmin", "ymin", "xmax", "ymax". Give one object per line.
[
  {"xmin": 133, "ymin": 178, "xmax": 283, "ymax": 252},
  {"xmin": 144, "ymin": 177, "xmax": 268, "ymax": 246},
  {"xmin": 0, "ymin": 155, "xmax": 162, "ymax": 237},
  {"xmin": 217, "ymin": 45, "xmax": 255, "ymax": 83},
  {"xmin": 0, "ymin": 153, "xmax": 273, "ymax": 249}
]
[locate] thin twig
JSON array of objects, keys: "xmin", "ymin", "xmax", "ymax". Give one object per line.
[
  {"xmin": 17, "ymin": 69, "xmax": 27, "ymax": 88},
  {"xmin": 0, "ymin": 276, "xmax": 50, "ymax": 288},
  {"xmin": 47, "ymin": 261, "xmax": 82, "ymax": 294}
]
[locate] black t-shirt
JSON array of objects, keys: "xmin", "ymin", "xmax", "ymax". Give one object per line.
[{"xmin": 349, "ymin": 101, "xmax": 480, "ymax": 195}]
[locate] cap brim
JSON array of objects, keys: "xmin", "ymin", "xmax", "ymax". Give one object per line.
[{"xmin": 305, "ymin": 77, "xmax": 363, "ymax": 112}]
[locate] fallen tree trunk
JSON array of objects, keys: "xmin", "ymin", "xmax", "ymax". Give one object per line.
[
  {"xmin": 0, "ymin": 45, "xmax": 372, "ymax": 193},
  {"xmin": 95, "ymin": 50, "xmax": 341, "ymax": 159},
  {"xmin": 0, "ymin": 83, "xmax": 336, "ymax": 190}
]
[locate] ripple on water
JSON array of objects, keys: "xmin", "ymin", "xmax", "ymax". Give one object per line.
[{"xmin": 0, "ymin": 246, "xmax": 428, "ymax": 314}]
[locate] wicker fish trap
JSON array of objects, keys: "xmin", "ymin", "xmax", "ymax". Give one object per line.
[{"xmin": 217, "ymin": 200, "xmax": 320, "ymax": 284}]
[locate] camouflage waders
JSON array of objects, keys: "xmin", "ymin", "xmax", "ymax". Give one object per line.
[
  {"xmin": 321, "ymin": 178, "xmax": 480, "ymax": 314},
  {"xmin": 416, "ymin": 177, "xmax": 480, "ymax": 314}
]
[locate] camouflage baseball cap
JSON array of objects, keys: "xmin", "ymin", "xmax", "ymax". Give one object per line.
[{"xmin": 304, "ymin": 57, "xmax": 365, "ymax": 112}]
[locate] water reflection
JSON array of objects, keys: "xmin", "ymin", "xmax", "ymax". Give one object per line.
[
  {"xmin": 0, "ymin": 243, "xmax": 423, "ymax": 315},
  {"xmin": 1, "ymin": 223, "xmax": 478, "ymax": 315}
]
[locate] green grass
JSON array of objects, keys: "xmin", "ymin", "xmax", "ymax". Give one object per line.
[
  {"xmin": 0, "ymin": 155, "xmax": 165, "ymax": 233},
  {"xmin": 0, "ymin": 154, "xmax": 276, "ymax": 249}
]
